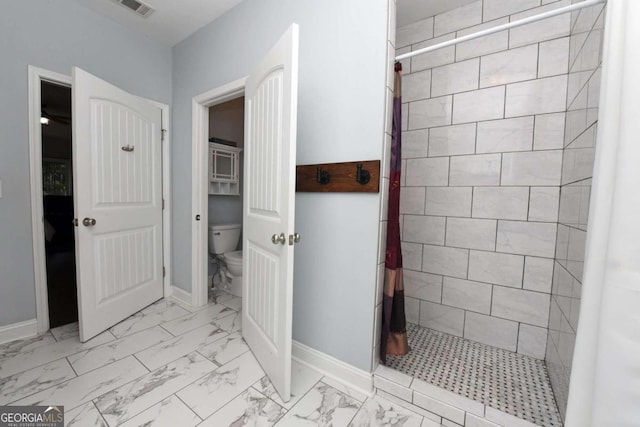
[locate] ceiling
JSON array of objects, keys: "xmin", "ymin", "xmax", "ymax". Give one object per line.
[
  {"xmin": 75, "ymin": 0, "xmax": 477, "ymax": 47},
  {"xmin": 74, "ymin": 0, "xmax": 243, "ymax": 47},
  {"xmin": 396, "ymin": 0, "xmax": 479, "ymax": 27}
]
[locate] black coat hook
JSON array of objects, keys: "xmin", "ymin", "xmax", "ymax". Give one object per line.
[
  {"xmin": 356, "ymin": 163, "xmax": 370, "ymax": 184},
  {"xmin": 317, "ymin": 167, "xmax": 330, "ymax": 184}
]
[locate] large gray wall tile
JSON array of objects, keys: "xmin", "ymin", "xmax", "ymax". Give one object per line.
[
  {"xmin": 476, "ymin": 117, "xmax": 534, "ymax": 154},
  {"xmin": 468, "ymin": 250, "xmax": 524, "ymax": 288},
  {"xmin": 419, "ymin": 301, "xmax": 465, "ymax": 337},
  {"xmin": 472, "ymin": 187, "xmax": 530, "ymax": 221},
  {"xmin": 432, "ymin": 58, "xmax": 480, "ymax": 97},
  {"xmin": 497, "ymin": 220, "xmax": 557, "ymax": 257},
  {"xmin": 406, "ymin": 157, "xmax": 450, "ymax": 186},
  {"xmin": 446, "ymin": 218, "xmax": 497, "ymax": 251},
  {"xmin": 404, "ymin": 270, "xmax": 443, "ymax": 303},
  {"xmin": 429, "ymin": 123, "xmax": 476, "ymax": 157},
  {"xmin": 397, "ymin": 18, "xmax": 434, "ymax": 48},
  {"xmin": 483, "ymin": 0, "xmax": 541, "ymax": 21},
  {"xmin": 450, "ymin": 154, "xmax": 502, "ymax": 186},
  {"xmin": 434, "ymin": 1, "xmax": 482, "ymax": 36},
  {"xmin": 464, "ymin": 312, "xmax": 519, "ymax": 351},
  {"xmin": 426, "ymin": 187, "xmax": 472, "ymax": 217},
  {"xmin": 404, "ymin": 215, "xmax": 446, "ymax": 245},
  {"xmin": 505, "ymin": 75, "xmax": 568, "ymax": 117},
  {"xmin": 518, "ymin": 324, "xmax": 548, "ymax": 359},
  {"xmin": 492, "ymin": 286, "xmax": 551, "ymax": 327},
  {"xmin": 480, "ymin": 44, "xmax": 538, "ymax": 87},
  {"xmin": 442, "ymin": 277, "xmax": 492, "ymax": 314},
  {"xmin": 409, "ymin": 96, "xmax": 453, "ymax": 129},
  {"xmin": 453, "ymin": 86, "xmax": 506, "ymax": 124},
  {"xmin": 501, "ymin": 151, "xmax": 563, "ymax": 186},
  {"xmin": 422, "ymin": 244, "xmax": 469, "ymax": 279}
]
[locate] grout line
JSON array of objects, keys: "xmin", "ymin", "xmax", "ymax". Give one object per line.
[
  {"xmin": 158, "ymin": 323, "xmax": 176, "ymax": 337},
  {"xmin": 536, "ymin": 40, "xmax": 542, "ymax": 79},
  {"xmin": 132, "ymin": 353, "xmax": 151, "ymax": 373},
  {"xmin": 489, "ymin": 284, "xmax": 494, "ymax": 316},
  {"xmin": 174, "ymin": 393, "xmax": 204, "ymax": 422},
  {"xmin": 93, "ymin": 401, "xmax": 111, "ymax": 427},
  {"xmin": 502, "ymin": 84, "xmax": 507, "ymax": 119},
  {"xmin": 527, "ymin": 186, "xmax": 532, "ymax": 221},
  {"xmin": 65, "ymin": 356, "xmax": 80, "ymax": 377},
  {"xmin": 429, "ymin": 68, "xmax": 434, "ymax": 98},
  {"xmin": 194, "ymin": 349, "xmax": 222, "ymax": 368}
]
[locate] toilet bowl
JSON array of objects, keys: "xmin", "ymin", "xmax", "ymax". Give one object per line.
[
  {"xmin": 223, "ymin": 250, "xmax": 243, "ymax": 297},
  {"xmin": 223, "ymin": 250, "xmax": 243, "ymax": 276},
  {"xmin": 208, "ymin": 224, "xmax": 243, "ymax": 297}
]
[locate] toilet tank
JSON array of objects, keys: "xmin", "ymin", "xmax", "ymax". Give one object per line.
[{"xmin": 208, "ymin": 223, "xmax": 241, "ymax": 254}]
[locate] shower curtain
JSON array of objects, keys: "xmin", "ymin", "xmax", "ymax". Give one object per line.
[{"xmin": 380, "ymin": 62, "xmax": 408, "ymax": 364}]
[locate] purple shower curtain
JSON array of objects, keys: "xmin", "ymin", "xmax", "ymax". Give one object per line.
[{"xmin": 380, "ymin": 62, "xmax": 408, "ymax": 364}]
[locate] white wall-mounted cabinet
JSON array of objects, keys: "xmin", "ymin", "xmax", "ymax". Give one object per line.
[{"xmin": 208, "ymin": 142, "xmax": 242, "ymax": 195}]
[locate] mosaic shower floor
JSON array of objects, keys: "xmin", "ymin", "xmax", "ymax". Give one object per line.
[{"xmin": 386, "ymin": 323, "xmax": 563, "ymax": 427}]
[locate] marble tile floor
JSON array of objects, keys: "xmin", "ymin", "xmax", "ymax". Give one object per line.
[{"xmin": 0, "ymin": 290, "xmax": 439, "ymax": 426}]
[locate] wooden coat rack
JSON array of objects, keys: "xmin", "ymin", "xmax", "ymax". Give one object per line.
[{"xmin": 296, "ymin": 160, "xmax": 380, "ymax": 193}]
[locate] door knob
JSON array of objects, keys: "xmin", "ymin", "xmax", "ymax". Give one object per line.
[
  {"xmin": 271, "ymin": 233, "xmax": 286, "ymax": 245},
  {"xmin": 288, "ymin": 233, "xmax": 301, "ymax": 245},
  {"xmin": 82, "ymin": 217, "xmax": 96, "ymax": 227}
]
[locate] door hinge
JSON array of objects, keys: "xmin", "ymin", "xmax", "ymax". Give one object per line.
[
  {"xmin": 163, "ymin": 266, "xmax": 166, "ymax": 278},
  {"xmin": 161, "ymin": 128, "xmax": 167, "ymax": 142}
]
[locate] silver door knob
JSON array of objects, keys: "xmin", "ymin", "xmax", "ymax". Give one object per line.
[
  {"xmin": 82, "ymin": 217, "xmax": 96, "ymax": 227},
  {"xmin": 289, "ymin": 233, "xmax": 301, "ymax": 245},
  {"xmin": 271, "ymin": 233, "xmax": 285, "ymax": 245}
]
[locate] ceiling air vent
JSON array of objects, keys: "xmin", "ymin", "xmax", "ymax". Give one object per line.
[{"xmin": 113, "ymin": 0, "xmax": 155, "ymax": 18}]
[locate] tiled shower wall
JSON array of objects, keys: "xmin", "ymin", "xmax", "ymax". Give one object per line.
[
  {"xmin": 546, "ymin": 1, "xmax": 605, "ymax": 418},
  {"xmin": 395, "ymin": 0, "xmax": 575, "ymax": 359}
]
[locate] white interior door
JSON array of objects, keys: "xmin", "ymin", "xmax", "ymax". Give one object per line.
[
  {"xmin": 73, "ymin": 67, "xmax": 163, "ymax": 342},
  {"xmin": 243, "ymin": 24, "xmax": 299, "ymax": 402}
]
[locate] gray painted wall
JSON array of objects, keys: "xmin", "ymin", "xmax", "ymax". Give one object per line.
[
  {"xmin": 0, "ymin": 1, "xmax": 172, "ymax": 327},
  {"xmin": 172, "ymin": 0, "xmax": 388, "ymax": 370}
]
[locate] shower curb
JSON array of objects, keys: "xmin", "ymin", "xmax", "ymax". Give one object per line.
[{"xmin": 374, "ymin": 365, "xmax": 540, "ymax": 427}]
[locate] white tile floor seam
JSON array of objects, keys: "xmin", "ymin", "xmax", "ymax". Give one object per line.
[{"xmin": 0, "ymin": 290, "xmax": 437, "ymax": 427}]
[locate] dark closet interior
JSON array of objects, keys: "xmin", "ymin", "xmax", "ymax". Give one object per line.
[{"xmin": 41, "ymin": 81, "xmax": 78, "ymax": 328}]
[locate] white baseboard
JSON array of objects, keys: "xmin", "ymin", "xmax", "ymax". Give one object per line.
[
  {"xmin": 169, "ymin": 285, "xmax": 196, "ymax": 311},
  {"xmin": 292, "ymin": 340, "xmax": 374, "ymax": 398},
  {"xmin": 0, "ymin": 319, "xmax": 38, "ymax": 345}
]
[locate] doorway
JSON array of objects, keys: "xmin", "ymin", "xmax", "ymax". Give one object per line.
[
  {"xmin": 190, "ymin": 78, "xmax": 246, "ymax": 309},
  {"xmin": 29, "ymin": 66, "xmax": 173, "ymax": 338},
  {"xmin": 208, "ymin": 96, "xmax": 244, "ymax": 300},
  {"xmin": 40, "ymin": 81, "xmax": 77, "ymax": 329},
  {"xmin": 190, "ymin": 22, "xmax": 300, "ymax": 402}
]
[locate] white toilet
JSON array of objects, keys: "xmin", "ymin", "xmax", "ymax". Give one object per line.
[{"xmin": 208, "ymin": 223, "xmax": 243, "ymax": 297}]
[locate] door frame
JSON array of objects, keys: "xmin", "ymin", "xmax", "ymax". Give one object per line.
[
  {"xmin": 190, "ymin": 77, "xmax": 246, "ymax": 308},
  {"xmin": 28, "ymin": 65, "xmax": 172, "ymax": 334}
]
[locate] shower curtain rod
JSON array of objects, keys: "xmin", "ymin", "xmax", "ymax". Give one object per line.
[{"xmin": 395, "ymin": 0, "xmax": 606, "ymax": 61}]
